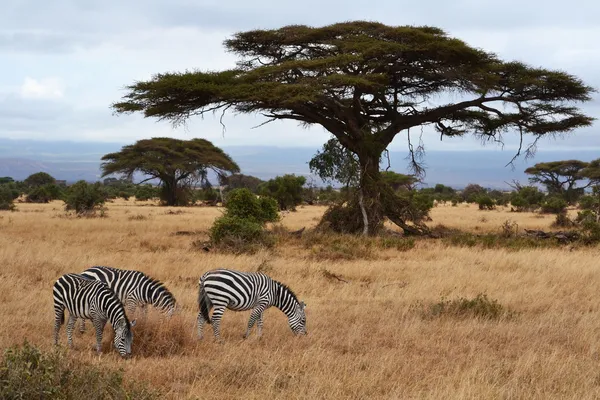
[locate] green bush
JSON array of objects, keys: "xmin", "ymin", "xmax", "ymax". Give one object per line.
[
  {"xmin": 541, "ymin": 196, "xmax": 567, "ymax": 214},
  {"xmin": 259, "ymin": 174, "xmax": 306, "ymax": 211},
  {"xmin": 63, "ymin": 181, "xmax": 107, "ymax": 215},
  {"xmin": 0, "ymin": 342, "xmax": 159, "ymax": 399},
  {"xmin": 224, "ymin": 188, "xmax": 279, "ymax": 224},
  {"xmin": 476, "ymin": 195, "xmax": 495, "ymax": 210},
  {"xmin": 209, "ymin": 188, "xmax": 280, "ymax": 253},
  {"xmin": 135, "ymin": 184, "xmax": 159, "ymax": 201},
  {"xmin": 0, "ymin": 185, "xmax": 16, "ymax": 211},
  {"xmin": 26, "ymin": 183, "xmax": 63, "ymax": 203}
]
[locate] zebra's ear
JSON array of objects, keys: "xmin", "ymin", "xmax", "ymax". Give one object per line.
[
  {"xmin": 301, "ymin": 301, "xmax": 306, "ymax": 309},
  {"xmin": 130, "ymin": 319, "xmax": 137, "ymax": 328}
]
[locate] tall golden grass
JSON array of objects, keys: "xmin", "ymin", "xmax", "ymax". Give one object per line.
[{"xmin": 1, "ymin": 200, "xmax": 599, "ymax": 399}]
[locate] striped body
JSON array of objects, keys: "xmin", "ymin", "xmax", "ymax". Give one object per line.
[
  {"xmin": 53, "ymin": 273, "xmax": 135, "ymax": 357},
  {"xmin": 197, "ymin": 269, "xmax": 307, "ymax": 342},
  {"xmin": 78, "ymin": 265, "xmax": 176, "ymax": 333}
]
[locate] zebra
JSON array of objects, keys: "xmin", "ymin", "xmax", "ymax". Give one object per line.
[
  {"xmin": 53, "ymin": 273, "xmax": 136, "ymax": 357},
  {"xmin": 197, "ymin": 268, "xmax": 307, "ymax": 342},
  {"xmin": 77, "ymin": 265, "xmax": 177, "ymax": 333}
]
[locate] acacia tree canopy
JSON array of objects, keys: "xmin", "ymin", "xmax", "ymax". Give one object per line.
[
  {"xmin": 111, "ymin": 21, "xmax": 595, "ymax": 234},
  {"xmin": 524, "ymin": 160, "xmax": 590, "ymax": 204},
  {"xmin": 100, "ymin": 137, "xmax": 240, "ymax": 206}
]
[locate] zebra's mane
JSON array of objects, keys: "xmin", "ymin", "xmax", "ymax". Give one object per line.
[
  {"xmin": 274, "ymin": 279, "xmax": 300, "ymax": 304},
  {"xmin": 144, "ymin": 274, "xmax": 175, "ymax": 299}
]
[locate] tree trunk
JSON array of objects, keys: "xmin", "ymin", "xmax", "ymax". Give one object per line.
[
  {"xmin": 161, "ymin": 178, "xmax": 178, "ymax": 206},
  {"xmin": 317, "ymin": 147, "xmax": 430, "ymax": 236}
]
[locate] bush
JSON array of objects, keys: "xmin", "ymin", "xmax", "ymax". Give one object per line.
[
  {"xmin": 0, "ymin": 185, "xmax": 16, "ymax": 211},
  {"xmin": 26, "ymin": 183, "xmax": 63, "ymax": 203},
  {"xmin": 135, "ymin": 185, "xmax": 159, "ymax": 201},
  {"xmin": 224, "ymin": 188, "xmax": 279, "ymax": 224},
  {"xmin": 415, "ymin": 293, "xmax": 511, "ymax": 320},
  {"xmin": 510, "ymin": 186, "xmax": 545, "ymax": 211},
  {"xmin": 0, "ymin": 342, "xmax": 159, "ymax": 399},
  {"xmin": 209, "ymin": 188, "xmax": 280, "ymax": 253},
  {"xmin": 541, "ymin": 196, "xmax": 567, "ymax": 214},
  {"xmin": 64, "ymin": 181, "xmax": 107, "ymax": 215},
  {"xmin": 476, "ymin": 195, "xmax": 495, "ymax": 210},
  {"xmin": 259, "ymin": 174, "xmax": 306, "ymax": 211}
]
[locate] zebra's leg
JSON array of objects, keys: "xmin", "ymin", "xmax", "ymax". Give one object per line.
[
  {"xmin": 66, "ymin": 314, "xmax": 77, "ymax": 348},
  {"xmin": 210, "ymin": 305, "xmax": 227, "ymax": 343},
  {"xmin": 257, "ymin": 312, "xmax": 264, "ymax": 337},
  {"xmin": 197, "ymin": 311, "xmax": 207, "ymax": 340},
  {"xmin": 92, "ymin": 318, "xmax": 107, "ymax": 354},
  {"xmin": 79, "ymin": 318, "xmax": 86, "ymax": 333},
  {"xmin": 54, "ymin": 305, "xmax": 65, "ymax": 346},
  {"xmin": 243, "ymin": 306, "xmax": 266, "ymax": 339}
]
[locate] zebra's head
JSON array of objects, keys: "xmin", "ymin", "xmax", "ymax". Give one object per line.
[
  {"xmin": 289, "ymin": 301, "xmax": 307, "ymax": 336},
  {"xmin": 114, "ymin": 319, "xmax": 136, "ymax": 357}
]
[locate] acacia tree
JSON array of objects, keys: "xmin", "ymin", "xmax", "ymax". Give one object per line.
[
  {"xmin": 100, "ymin": 137, "xmax": 240, "ymax": 206},
  {"xmin": 524, "ymin": 160, "xmax": 590, "ymax": 204},
  {"xmin": 111, "ymin": 21, "xmax": 595, "ymax": 235}
]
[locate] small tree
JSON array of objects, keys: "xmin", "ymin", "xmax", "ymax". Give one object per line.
[
  {"xmin": 259, "ymin": 174, "xmax": 306, "ymax": 211},
  {"xmin": 24, "ymin": 172, "xmax": 55, "ymax": 188},
  {"xmin": 0, "ymin": 186, "xmax": 16, "ymax": 211},
  {"xmin": 134, "ymin": 184, "xmax": 159, "ymax": 201},
  {"xmin": 221, "ymin": 173, "xmax": 264, "ymax": 194},
  {"xmin": 476, "ymin": 195, "xmax": 496, "ymax": 210},
  {"xmin": 0, "ymin": 177, "xmax": 14, "ymax": 185},
  {"xmin": 63, "ymin": 181, "xmax": 107, "ymax": 215},
  {"xmin": 461, "ymin": 184, "xmax": 487, "ymax": 203},
  {"xmin": 209, "ymin": 188, "xmax": 280, "ymax": 253},
  {"xmin": 26, "ymin": 184, "xmax": 63, "ymax": 203},
  {"xmin": 381, "ymin": 171, "xmax": 419, "ymax": 192},
  {"xmin": 525, "ymin": 160, "xmax": 589, "ymax": 204},
  {"xmin": 510, "ymin": 186, "xmax": 545, "ymax": 212},
  {"xmin": 101, "ymin": 137, "xmax": 240, "ymax": 206}
]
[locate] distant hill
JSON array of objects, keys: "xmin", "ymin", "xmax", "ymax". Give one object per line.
[{"xmin": 0, "ymin": 138, "xmax": 597, "ymax": 189}]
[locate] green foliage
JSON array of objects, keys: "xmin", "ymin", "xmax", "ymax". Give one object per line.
[
  {"xmin": 476, "ymin": 195, "xmax": 495, "ymax": 210},
  {"xmin": 63, "ymin": 181, "xmax": 107, "ymax": 215},
  {"xmin": 135, "ymin": 184, "xmax": 160, "ymax": 201},
  {"xmin": 24, "ymin": 172, "xmax": 56, "ymax": 188},
  {"xmin": 0, "ymin": 177, "xmax": 14, "ymax": 184},
  {"xmin": 259, "ymin": 174, "xmax": 306, "ymax": 211},
  {"xmin": 193, "ymin": 187, "xmax": 220, "ymax": 203},
  {"xmin": 101, "ymin": 137, "xmax": 239, "ymax": 206},
  {"xmin": 380, "ymin": 171, "xmax": 418, "ymax": 191},
  {"xmin": 0, "ymin": 342, "xmax": 159, "ymax": 399},
  {"xmin": 541, "ymin": 196, "xmax": 568, "ymax": 214},
  {"xmin": 525, "ymin": 160, "xmax": 589, "ymax": 204},
  {"xmin": 222, "ymin": 173, "xmax": 264, "ymax": 194},
  {"xmin": 25, "ymin": 183, "xmax": 63, "ymax": 203},
  {"xmin": 209, "ymin": 188, "xmax": 280, "ymax": 253},
  {"xmin": 316, "ymin": 186, "xmax": 342, "ymax": 205},
  {"xmin": 461, "ymin": 184, "xmax": 486, "ymax": 203},
  {"xmin": 224, "ymin": 188, "xmax": 279, "ymax": 224},
  {"xmin": 309, "ymin": 137, "xmax": 360, "ymax": 188},
  {"xmin": 0, "ymin": 185, "xmax": 16, "ymax": 211},
  {"xmin": 510, "ymin": 186, "xmax": 545, "ymax": 211}
]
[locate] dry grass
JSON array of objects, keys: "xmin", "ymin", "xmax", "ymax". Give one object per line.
[{"xmin": 2, "ymin": 200, "xmax": 600, "ymax": 399}]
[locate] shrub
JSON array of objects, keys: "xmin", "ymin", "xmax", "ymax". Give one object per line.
[
  {"xmin": 63, "ymin": 180, "xmax": 107, "ymax": 215},
  {"xmin": 476, "ymin": 195, "xmax": 495, "ymax": 210},
  {"xmin": 417, "ymin": 293, "xmax": 511, "ymax": 320},
  {"xmin": 26, "ymin": 183, "xmax": 63, "ymax": 203},
  {"xmin": 209, "ymin": 188, "xmax": 280, "ymax": 253},
  {"xmin": 135, "ymin": 184, "xmax": 159, "ymax": 201},
  {"xmin": 0, "ymin": 185, "xmax": 16, "ymax": 211},
  {"xmin": 541, "ymin": 196, "xmax": 567, "ymax": 214},
  {"xmin": 259, "ymin": 174, "xmax": 306, "ymax": 211},
  {"xmin": 0, "ymin": 342, "xmax": 159, "ymax": 399},
  {"xmin": 224, "ymin": 188, "xmax": 279, "ymax": 224}
]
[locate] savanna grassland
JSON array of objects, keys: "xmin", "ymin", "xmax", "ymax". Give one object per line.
[{"xmin": 1, "ymin": 200, "xmax": 600, "ymax": 399}]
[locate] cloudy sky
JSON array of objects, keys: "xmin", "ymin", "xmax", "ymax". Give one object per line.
[{"xmin": 2, "ymin": 0, "xmax": 599, "ymax": 155}]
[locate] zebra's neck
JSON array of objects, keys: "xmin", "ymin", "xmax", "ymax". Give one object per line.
[
  {"xmin": 137, "ymin": 279, "xmax": 171, "ymax": 309},
  {"xmin": 272, "ymin": 281, "xmax": 299, "ymax": 318}
]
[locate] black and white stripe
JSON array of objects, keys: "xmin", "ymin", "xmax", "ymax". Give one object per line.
[
  {"xmin": 197, "ymin": 269, "xmax": 307, "ymax": 342},
  {"xmin": 53, "ymin": 273, "xmax": 136, "ymax": 357},
  {"xmin": 78, "ymin": 265, "xmax": 177, "ymax": 332}
]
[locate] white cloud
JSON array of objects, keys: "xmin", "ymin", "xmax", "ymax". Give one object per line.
[{"xmin": 19, "ymin": 77, "xmax": 64, "ymax": 100}]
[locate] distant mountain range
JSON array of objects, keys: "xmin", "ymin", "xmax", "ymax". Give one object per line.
[{"xmin": 0, "ymin": 138, "xmax": 597, "ymax": 189}]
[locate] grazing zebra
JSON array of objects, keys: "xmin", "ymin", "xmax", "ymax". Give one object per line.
[
  {"xmin": 53, "ymin": 273, "xmax": 136, "ymax": 357},
  {"xmin": 197, "ymin": 269, "xmax": 307, "ymax": 342},
  {"xmin": 77, "ymin": 265, "xmax": 176, "ymax": 333}
]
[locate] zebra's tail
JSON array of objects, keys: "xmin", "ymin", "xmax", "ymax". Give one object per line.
[{"xmin": 199, "ymin": 281, "xmax": 212, "ymax": 324}]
